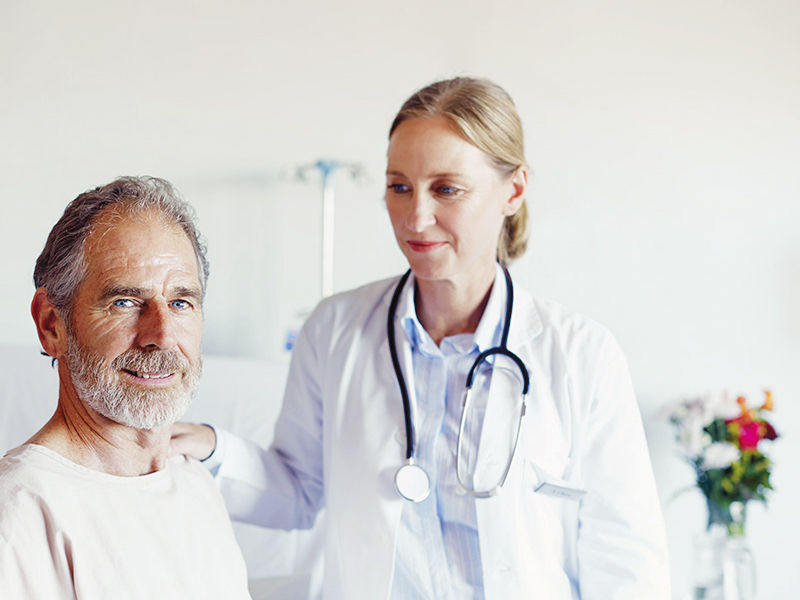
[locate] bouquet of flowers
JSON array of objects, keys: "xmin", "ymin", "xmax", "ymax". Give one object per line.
[{"xmin": 669, "ymin": 390, "xmax": 778, "ymax": 536}]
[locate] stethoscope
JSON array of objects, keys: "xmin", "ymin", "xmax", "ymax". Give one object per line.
[{"xmin": 387, "ymin": 266, "xmax": 530, "ymax": 502}]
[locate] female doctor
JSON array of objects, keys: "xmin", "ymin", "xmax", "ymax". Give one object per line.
[{"xmin": 172, "ymin": 77, "xmax": 670, "ymax": 599}]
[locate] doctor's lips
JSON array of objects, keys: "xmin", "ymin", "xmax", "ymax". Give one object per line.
[{"xmin": 407, "ymin": 240, "xmax": 446, "ymax": 252}]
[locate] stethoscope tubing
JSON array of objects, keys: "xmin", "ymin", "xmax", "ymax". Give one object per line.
[
  {"xmin": 465, "ymin": 346, "xmax": 530, "ymax": 394},
  {"xmin": 387, "ymin": 269, "xmax": 415, "ymax": 461},
  {"xmin": 388, "ymin": 265, "xmax": 526, "ymax": 462}
]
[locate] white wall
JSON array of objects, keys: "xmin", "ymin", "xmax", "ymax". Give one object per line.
[{"xmin": 1, "ymin": 1, "xmax": 797, "ymax": 596}]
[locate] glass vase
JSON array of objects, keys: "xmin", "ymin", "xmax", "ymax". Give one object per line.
[{"xmin": 691, "ymin": 501, "xmax": 756, "ymax": 600}]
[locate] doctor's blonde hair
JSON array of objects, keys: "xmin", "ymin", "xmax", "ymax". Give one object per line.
[{"xmin": 389, "ymin": 77, "xmax": 530, "ymax": 264}]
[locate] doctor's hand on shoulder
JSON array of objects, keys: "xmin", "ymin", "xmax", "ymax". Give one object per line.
[{"xmin": 169, "ymin": 422, "xmax": 216, "ymax": 462}]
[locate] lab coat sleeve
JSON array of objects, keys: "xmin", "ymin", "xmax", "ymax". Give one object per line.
[
  {"xmin": 211, "ymin": 312, "xmax": 327, "ymax": 531},
  {"xmin": 575, "ymin": 333, "xmax": 671, "ymax": 600}
]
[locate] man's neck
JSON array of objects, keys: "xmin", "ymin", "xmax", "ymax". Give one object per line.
[{"xmin": 27, "ymin": 381, "xmax": 172, "ymax": 477}]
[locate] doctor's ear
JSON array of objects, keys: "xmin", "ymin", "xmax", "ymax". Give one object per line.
[
  {"xmin": 31, "ymin": 288, "xmax": 68, "ymax": 359},
  {"xmin": 503, "ymin": 166, "xmax": 528, "ymax": 216}
]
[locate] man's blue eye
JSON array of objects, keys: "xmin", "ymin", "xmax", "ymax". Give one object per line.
[
  {"xmin": 172, "ymin": 300, "xmax": 190, "ymax": 310},
  {"xmin": 113, "ymin": 299, "xmax": 134, "ymax": 308}
]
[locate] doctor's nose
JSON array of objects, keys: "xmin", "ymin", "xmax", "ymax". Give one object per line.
[{"xmin": 405, "ymin": 195, "xmax": 436, "ymax": 233}]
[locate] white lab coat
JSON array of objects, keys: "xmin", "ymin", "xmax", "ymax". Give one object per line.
[{"xmin": 214, "ymin": 275, "xmax": 671, "ymax": 600}]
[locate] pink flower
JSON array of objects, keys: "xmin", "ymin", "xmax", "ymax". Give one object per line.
[
  {"xmin": 738, "ymin": 422, "xmax": 762, "ymax": 450},
  {"xmin": 725, "ymin": 392, "xmax": 779, "ymax": 450}
]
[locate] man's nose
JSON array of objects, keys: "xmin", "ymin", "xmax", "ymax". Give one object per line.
[
  {"xmin": 405, "ymin": 193, "xmax": 436, "ymax": 233},
  {"xmin": 136, "ymin": 302, "xmax": 177, "ymax": 350}
]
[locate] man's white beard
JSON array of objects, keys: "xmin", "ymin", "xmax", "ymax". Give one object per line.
[{"xmin": 66, "ymin": 334, "xmax": 201, "ymax": 430}]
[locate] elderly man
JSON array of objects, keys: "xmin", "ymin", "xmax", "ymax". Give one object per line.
[{"xmin": 0, "ymin": 177, "xmax": 251, "ymax": 598}]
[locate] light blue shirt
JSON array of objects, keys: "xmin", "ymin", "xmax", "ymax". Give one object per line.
[{"xmin": 390, "ymin": 266, "xmax": 507, "ymax": 599}]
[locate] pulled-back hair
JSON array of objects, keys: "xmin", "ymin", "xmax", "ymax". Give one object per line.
[
  {"xmin": 390, "ymin": 77, "xmax": 530, "ymax": 263},
  {"xmin": 33, "ymin": 176, "xmax": 209, "ymax": 317}
]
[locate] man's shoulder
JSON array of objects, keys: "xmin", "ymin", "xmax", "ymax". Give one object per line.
[
  {"xmin": 163, "ymin": 454, "xmax": 221, "ymax": 490},
  {"xmin": 0, "ymin": 444, "xmax": 54, "ymax": 495},
  {"xmin": 0, "ymin": 446, "xmax": 60, "ymax": 540},
  {"xmin": 0, "ymin": 452, "xmax": 67, "ymax": 600}
]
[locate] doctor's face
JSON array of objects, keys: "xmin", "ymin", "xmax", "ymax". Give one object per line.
[
  {"xmin": 385, "ymin": 116, "xmax": 522, "ymax": 288},
  {"xmin": 62, "ymin": 211, "xmax": 203, "ymax": 430}
]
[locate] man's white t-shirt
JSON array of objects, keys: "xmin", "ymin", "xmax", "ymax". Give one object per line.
[{"xmin": 0, "ymin": 444, "xmax": 251, "ymax": 599}]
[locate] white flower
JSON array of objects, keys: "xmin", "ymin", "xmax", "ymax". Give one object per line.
[
  {"xmin": 672, "ymin": 398, "xmax": 713, "ymax": 457},
  {"xmin": 701, "ymin": 442, "xmax": 740, "ymax": 470},
  {"xmin": 679, "ymin": 424, "xmax": 708, "ymax": 457},
  {"xmin": 710, "ymin": 391, "xmax": 741, "ymax": 420}
]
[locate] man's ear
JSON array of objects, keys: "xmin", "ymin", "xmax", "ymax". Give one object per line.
[
  {"xmin": 502, "ymin": 165, "xmax": 528, "ymax": 216},
  {"xmin": 31, "ymin": 288, "xmax": 68, "ymax": 358}
]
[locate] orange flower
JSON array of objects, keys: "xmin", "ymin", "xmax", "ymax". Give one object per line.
[
  {"xmin": 732, "ymin": 396, "xmax": 754, "ymax": 424},
  {"xmin": 761, "ymin": 390, "xmax": 774, "ymax": 411}
]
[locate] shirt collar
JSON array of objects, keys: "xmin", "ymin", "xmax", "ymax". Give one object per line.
[
  {"xmin": 395, "ymin": 263, "xmax": 508, "ymax": 355},
  {"xmin": 472, "ymin": 263, "xmax": 507, "ymax": 352},
  {"xmin": 395, "ymin": 272, "xmax": 431, "ymax": 355}
]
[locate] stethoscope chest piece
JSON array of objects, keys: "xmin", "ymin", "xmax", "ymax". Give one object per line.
[{"xmin": 394, "ymin": 461, "xmax": 430, "ymax": 503}]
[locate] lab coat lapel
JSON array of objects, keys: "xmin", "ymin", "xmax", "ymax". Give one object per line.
[{"xmin": 506, "ymin": 285, "xmax": 543, "ymax": 350}]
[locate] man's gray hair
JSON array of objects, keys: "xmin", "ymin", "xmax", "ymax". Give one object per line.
[{"xmin": 33, "ymin": 176, "xmax": 210, "ymax": 317}]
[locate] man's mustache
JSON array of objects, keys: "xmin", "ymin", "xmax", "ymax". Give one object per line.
[{"xmin": 110, "ymin": 349, "xmax": 190, "ymax": 374}]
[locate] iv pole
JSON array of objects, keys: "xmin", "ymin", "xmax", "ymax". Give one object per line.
[{"xmin": 295, "ymin": 160, "xmax": 364, "ymax": 298}]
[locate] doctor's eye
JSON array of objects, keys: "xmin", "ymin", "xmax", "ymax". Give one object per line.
[
  {"xmin": 434, "ymin": 184, "xmax": 462, "ymax": 197},
  {"xmin": 112, "ymin": 298, "xmax": 135, "ymax": 309},
  {"xmin": 387, "ymin": 183, "xmax": 410, "ymax": 194}
]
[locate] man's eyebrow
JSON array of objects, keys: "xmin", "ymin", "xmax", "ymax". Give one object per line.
[
  {"xmin": 98, "ymin": 285, "xmax": 202, "ymax": 302},
  {"xmin": 171, "ymin": 286, "xmax": 202, "ymax": 300},
  {"xmin": 99, "ymin": 286, "xmax": 148, "ymax": 301}
]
